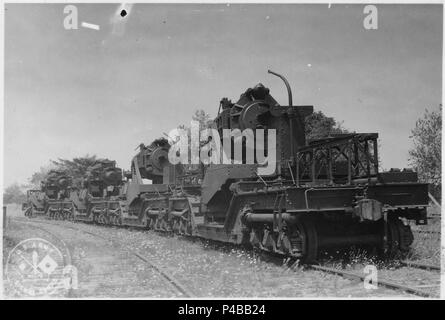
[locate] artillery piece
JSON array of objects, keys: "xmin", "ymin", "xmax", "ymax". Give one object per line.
[
  {"xmin": 23, "ymin": 169, "xmax": 72, "ymax": 218},
  {"xmin": 114, "ymin": 70, "xmax": 428, "ymax": 262},
  {"xmin": 24, "ymin": 70, "xmax": 429, "ymax": 263},
  {"xmin": 70, "ymin": 159, "xmax": 124, "ymax": 224},
  {"xmin": 22, "ymin": 190, "xmax": 46, "ymax": 218},
  {"xmin": 120, "ymin": 138, "xmax": 173, "ymax": 227},
  {"xmin": 38, "ymin": 169, "xmax": 74, "ymax": 220},
  {"xmin": 85, "ymin": 159, "xmax": 123, "ymax": 197},
  {"xmin": 198, "ymin": 71, "xmax": 427, "ymax": 261},
  {"xmin": 120, "ymin": 136, "xmax": 201, "ymax": 231},
  {"xmin": 132, "ymin": 138, "xmax": 170, "ymax": 184}
]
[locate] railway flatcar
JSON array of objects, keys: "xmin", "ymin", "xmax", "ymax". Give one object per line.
[
  {"xmin": 117, "ymin": 138, "xmax": 201, "ymax": 231},
  {"xmin": 22, "ymin": 189, "xmax": 46, "ymax": 217},
  {"xmin": 115, "ymin": 71, "xmax": 429, "ymax": 262},
  {"xmin": 44, "ymin": 169, "xmax": 74, "ymax": 220},
  {"xmin": 22, "ymin": 169, "xmax": 73, "ymax": 219},
  {"xmin": 70, "ymin": 159, "xmax": 124, "ymax": 224},
  {"xmin": 24, "ymin": 70, "xmax": 429, "ymax": 263}
]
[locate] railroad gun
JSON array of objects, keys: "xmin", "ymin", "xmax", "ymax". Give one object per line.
[
  {"xmin": 22, "ymin": 189, "xmax": 46, "ymax": 217},
  {"xmin": 85, "ymin": 159, "xmax": 123, "ymax": 197},
  {"xmin": 198, "ymin": 70, "xmax": 428, "ymax": 262},
  {"xmin": 70, "ymin": 159, "xmax": 124, "ymax": 224},
  {"xmin": 43, "ymin": 169, "xmax": 72, "ymax": 199},
  {"xmin": 25, "ymin": 70, "xmax": 429, "ymax": 263},
  {"xmin": 44, "ymin": 170, "xmax": 73, "ymax": 220},
  {"xmin": 116, "ymin": 70, "xmax": 428, "ymax": 262},
  {"xmin": 122, "ymin": 137, "xmax": 200, "ymax": 231},
  {"xmin": 23, "ymin": 169, "xmax": 73, "ymax": 218},
  {"xmin": 132, "ymin": 138, "xmax": 171, "ymax": 184},
  {"xmin": 124, "ymin": 138, "xmax": 172, "ymax": 215}
]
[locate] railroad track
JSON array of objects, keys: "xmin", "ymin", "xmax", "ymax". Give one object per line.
[
  {"xmin": 14, "ymin": 217, "xmax": 194, "ymax": 298},
  {"xmin": 4, "ymin": 219, "xmax": 78, "ymax": 297},
  {"xmin": 399, "ymin": 260, "xmax": 440, "ymax": 272},
  {"xmin": 412, "ymin": 229, "xmax": 441, "ymax": 235},
  {"xmin": 305, "ymin": 264, "xmax": 438, "ymax": 298},
  {"xmin": 14, "ymin": 216, "xmax": 440, "ymax": 298}
]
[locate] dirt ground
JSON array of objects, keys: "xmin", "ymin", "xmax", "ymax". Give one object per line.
[{"xmin": 2, "ymin": 205, "xmax": 441, "ymax": 299}]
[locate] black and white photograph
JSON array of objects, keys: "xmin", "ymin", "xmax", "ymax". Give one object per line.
[{"xmin": 1, "ymin": 1, "xmax": 443, "ymax": 304}]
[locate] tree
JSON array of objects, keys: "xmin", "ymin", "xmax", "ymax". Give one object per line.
[
  {"xmin": 408, "ymin": 105, "xmax": 442, "ymax": 201},
  {"xmin": 29, "ymin": 164, "xmax": 56, "ymax": 188},
  {"xmin": 175, "ymin": 109, "xmax": 214, "ymax": 173},
  {"xmin": 3, "ymin": 183, "xmax": 27, "ymax": 204},
  {"xmin": 187, "ymin": 109, "xmax": 350, "ymax": 140},
  {"xmin": 305, "ymin": 110, "xmax": 350, "ymax": 140},
  {"xmin": 51, "ymin": 155, "xmax": 98, "ymax": 188},
  {"xmin": 192, "ymin": 109, "xmax": 214, "ymax": 130}
]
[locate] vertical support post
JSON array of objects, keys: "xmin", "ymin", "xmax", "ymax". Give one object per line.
[
  {"xmin": 311, "ymin": 149, "xmax": 316, "ymax": 184},
  {"xmin": 383, "ymin": 209, "xmax": 388, "ymax": 254},
  {"xmin": 272, "ymin": 195, "xmax": 278, "ymax": 232},
  {"xmin": 3, "ymin": 206, "xmax": 7, "ymax": 230},
  {"xmin": 296, "ymin": 153, "xmax": 300, "ymax": 186},
  {"xmin": 347, "ymin": 142, "xmax": 352, "ymax": 184},
  {"xmin": 354, "ymin": 141, "xmax": 359, "ymax": 176},
  {"xmin": 278, "ymin": 194, "xmax": 283, "ymax": 232},
  {"xmin": 327, "ymin": 147, "xmax": 333, "ymax": 184},
  {"xmin": 365, "ymin": 140, "xmax": 371, "ymax": 182},
  {"xmin": 373, "ymin": 138, "xmax": 379, "ymax": 174}
]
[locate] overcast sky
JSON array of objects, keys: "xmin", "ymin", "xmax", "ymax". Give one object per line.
[{"xmin": 4, "ymin": 3, "xmax": 442, "ymax": 186}]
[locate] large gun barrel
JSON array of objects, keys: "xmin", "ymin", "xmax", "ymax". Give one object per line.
[{"xmin": 132, "ymin": 138, "xmax": 170, "ymax": 183}]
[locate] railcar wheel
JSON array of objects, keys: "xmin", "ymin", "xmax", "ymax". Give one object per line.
[
  {"xmin": 383, "ymin": 218, "xmax": 414, "ymax": 258},
  {"xmin": 145, "ymin": 217, "xmax": 150, "ymax": 230},
  {"xmin": 186, "ymin": 220, "xmax": 193, "ymax": 236},
  {"xmin": 154, "ymin": 217, "xmax": 161, "ymax": 230},
  {"xmin": 172, "ymin": 219, "xmax": 178, "ymax": 233},
  {"xmin": 289, "ymin": 216, "xmax": 319, "ymax": 264},
  {"xmin": 149, "ymin": 217, "xmax": 155, "ymax": 229}
]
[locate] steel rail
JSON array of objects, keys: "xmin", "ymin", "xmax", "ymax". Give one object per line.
[
  {"xmin": 400, "ymin": 260, "xmax": 440, "ymax": 272},
  {"xmin": 15, "ymin": 217, "xmax": 194, "ymax": 298},
  {"xmin": 307, "ymin": 264, "xmax": 436, "ymax": 298},
  {"xmin": 412, "ymin": 229, "xmax": 440, "ymax": 235},
  {"xmin": 17, "ymin": 217, "xmax": 439, "ymax": 298}
]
